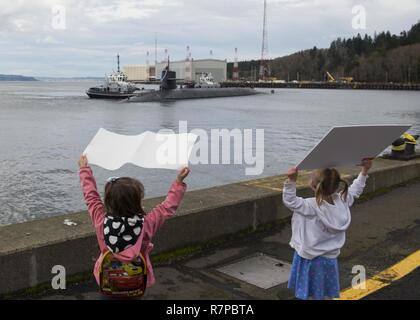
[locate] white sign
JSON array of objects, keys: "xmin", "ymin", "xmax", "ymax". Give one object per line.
[
  {"xmin": 297, "ymin": 125, "xmax": 411, "ymax": 170},
  {"xmin": 84, "ymin": 128, "xmax": 198, "ymax": 171}
]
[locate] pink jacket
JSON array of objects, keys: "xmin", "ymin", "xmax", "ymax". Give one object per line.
[{"xmin": 79, "ymin": 166, "xmax": 187, "ymax": 288}]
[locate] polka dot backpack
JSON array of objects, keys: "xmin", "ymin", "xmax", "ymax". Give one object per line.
[{"xmin": 98, "ymin": 251, "xmax": 147, "ymax": 298}]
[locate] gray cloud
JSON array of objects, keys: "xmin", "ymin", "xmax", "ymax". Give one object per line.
[{"xmin": 0, "ymin": 0, "xmax": 419, "ymax": 77}]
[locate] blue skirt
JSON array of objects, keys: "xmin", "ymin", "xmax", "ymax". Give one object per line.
[{"xmin": 288, "ymin": 252, "xmax": 340, "ymax": 300}]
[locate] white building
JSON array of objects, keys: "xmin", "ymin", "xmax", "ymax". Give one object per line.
[
  {"xmin": 156, "ymin": 59, "xmax": 227, "ymax": 83},
  {"xmin": 122, "ymin": 65, "xmax": 151, "ymax": 82}
]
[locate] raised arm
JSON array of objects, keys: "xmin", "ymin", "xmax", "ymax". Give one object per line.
[
  {"xmin": 79, "ymin": 155, "xmax": 105, "ymax": 228},
  {"xmin": 143, "ymin": 168, "xmax": 189, "ymax": 238},
  {"xmin": 346, "ymin": 158, "xmax": 372, "ymax": 207},
  {"xmin": 282, "ymin": 167, "xmax": 315, "ymax": 216}
]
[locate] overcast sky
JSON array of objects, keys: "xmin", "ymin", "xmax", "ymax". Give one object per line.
[{"xmin": 0, "ymin": 0, "xmax": 419, "ymax": 77}]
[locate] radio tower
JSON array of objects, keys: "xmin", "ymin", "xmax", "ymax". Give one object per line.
[
  {"xmin": 259, "ymin": 0, "xmax": 270, "ymax": 80},
  {"xmin": 233, "ymin": 48, "xmax": 239, "ymax": 81}
]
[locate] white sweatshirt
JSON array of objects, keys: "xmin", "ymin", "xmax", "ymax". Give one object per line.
[{"xmin": 282, "ymin": 173, "xmax": 368, "ymax": 260}]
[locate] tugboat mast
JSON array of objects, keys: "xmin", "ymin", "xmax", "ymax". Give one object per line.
[{"xmin": 117, "ymin": 54, "xmax": 120, "ymax": 73}]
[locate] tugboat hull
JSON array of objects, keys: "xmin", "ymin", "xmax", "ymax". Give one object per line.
[{"xmin": 86, "ymin": 91, "xmax": 136, "ymax": 99}]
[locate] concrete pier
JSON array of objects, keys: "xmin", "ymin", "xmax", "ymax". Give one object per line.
[{"xmin": 1, "ymin": 158, "xmax": 420, "ymax": 296}]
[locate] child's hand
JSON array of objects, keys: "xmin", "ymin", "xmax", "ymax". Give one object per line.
[
  {"xmin": 360, "ymin": 158, "xmax": 373, "ymax": 176},
  {"xmin": 177, "ymin": 167, "xmax": 190, "ymax": 183},
  {"xmin": 78, "ymin": 155, "xmax": 89, "ymax": 168},
  {"xmin": 287, "ymin": 167, "xmax": 299, "ymax": 182}
]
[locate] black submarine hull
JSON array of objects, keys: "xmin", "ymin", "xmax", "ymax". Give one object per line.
[{"xmin": 127, "ymin": 87, "xmax": 260, "ymax": 103}]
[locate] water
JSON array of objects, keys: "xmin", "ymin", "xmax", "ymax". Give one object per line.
[{"xmin": 0, "ymin": 81, "xmax": 419, "ymax": 226}]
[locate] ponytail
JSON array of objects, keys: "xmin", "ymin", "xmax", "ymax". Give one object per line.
[
  {"xmin": 315, "ymin": 168, "xmax": 333, "ymax": 205},
  {"xmin": 340, "ymin": 179, "xmax": 349, "ymax": 202},
  {"xmin": 315, "ymin": 181, "xmax": 323, "ymax": 205}
]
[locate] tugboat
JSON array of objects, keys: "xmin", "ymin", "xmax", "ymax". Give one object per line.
[
  {"xmin": 194, "ymin": 73, "xmax": 221, "ymax": 88},
  {"xmin": 86, "ymin": 55, "xmax": 139, "ymax": 99}
]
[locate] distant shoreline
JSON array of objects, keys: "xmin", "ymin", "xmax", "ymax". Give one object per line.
[
  {"xmin": 0, "ymin": 74, "xmax": 38, "ymax": 81},
  {"xmin": 0, "ymin": 75, "xmax": 103, "ymax": 82},
  {"xmin": 36, "ymin": 77, "xmax": 102, "ymax": 81}
]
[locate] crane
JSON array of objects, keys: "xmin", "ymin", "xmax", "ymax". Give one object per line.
[{"xmin": 326, "ymin": 71, "xmax": 353, "ymax": 84}]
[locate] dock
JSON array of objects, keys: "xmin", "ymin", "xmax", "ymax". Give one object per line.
[{"xmin": 221, "ymin": 81, "xmax": 420, "ymax": 91}]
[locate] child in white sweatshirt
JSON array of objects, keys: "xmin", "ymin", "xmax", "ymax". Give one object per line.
[{"xmin": 282, "ymin": 159, "xmax": 372, "ymax": 300}]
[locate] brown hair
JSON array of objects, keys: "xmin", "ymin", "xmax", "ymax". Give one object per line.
[
  {"xmin": 315, "ymin": 168, "xmax": 349, "ymax": 205},
  {"xmin": 104, "ymin": 177, "xmax": 145, "ymax": 218}
]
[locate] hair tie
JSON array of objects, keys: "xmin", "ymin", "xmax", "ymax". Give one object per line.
[{"xmin": 107, "ymin": 177, "xmax": 120, "ymax": 184}]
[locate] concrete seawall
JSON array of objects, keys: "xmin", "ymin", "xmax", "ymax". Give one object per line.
[{"xmin": 1, "ymin": 158, "xmax": 420, "ymax": 295}]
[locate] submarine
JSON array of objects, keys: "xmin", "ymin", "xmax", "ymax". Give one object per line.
[{"xmin": 127, "ymin": 62, "xmax": 260, "ymax": 103}]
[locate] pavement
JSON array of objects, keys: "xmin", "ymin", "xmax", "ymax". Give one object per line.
[{"xmin": 27, "ymin": 180, "xmax": 420, "ymax": 300}]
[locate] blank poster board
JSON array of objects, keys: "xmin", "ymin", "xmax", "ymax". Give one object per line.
[
  {"xmin": 84, "ymin": 128, "xmax": 198, "ymax": 171},
  {"xmin": 297, "ymin": 125, "xmax": 411, "ymax": 170}
]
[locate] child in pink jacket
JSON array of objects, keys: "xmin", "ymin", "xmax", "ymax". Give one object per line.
[{"xmin": 78, "ymin": 155, "xmax": 189, "ymax": 292}]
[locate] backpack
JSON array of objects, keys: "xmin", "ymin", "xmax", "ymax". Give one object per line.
[{"xmin": 98, "ymin": 250, "xmax": 147, "ymax": 298}]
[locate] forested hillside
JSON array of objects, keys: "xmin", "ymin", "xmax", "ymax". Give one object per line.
[{"xmin": 228, "ymin": 21, "xmax": 420, "ymax": 83}]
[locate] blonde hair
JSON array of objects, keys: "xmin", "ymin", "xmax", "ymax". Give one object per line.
[{"xmin": 315, "ymin": 168, "xmax": 349, "ymax": 205}]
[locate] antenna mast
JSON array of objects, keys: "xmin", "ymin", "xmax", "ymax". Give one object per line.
[
  {"xmin": 259, "ymin": 0, "xmax": 270, "ymax": 80},
  {"xmin": 117, "ymin": 54, "xmax": 120, "ymax": 73}
]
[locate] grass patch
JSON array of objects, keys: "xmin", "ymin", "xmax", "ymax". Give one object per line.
[{"xmin": 153, "ymin": 217, "xmax": 291, "ymax": 266}]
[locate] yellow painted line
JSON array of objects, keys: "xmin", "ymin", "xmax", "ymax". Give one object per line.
[
  {"xmin": 243, "ymin": 181, "xmax": 305, "ymax": 193},
  {"xmin": 253, "ymin": 185, "xmax": 284, "ymax": 192},
  {"xmin": 338, "ymin": 250, "xmax": 420, "ymax": 300},
  {"xmin": 242, "ymin": 180, "xmax": 283, "ymax": 192}
]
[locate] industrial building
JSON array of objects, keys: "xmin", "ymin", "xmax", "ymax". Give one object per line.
[
  {"xmin": 122, "ymin": 65, "xmax": 156, "ymax": 82},
  {"xmin": 155, "ymin": 59, "xmax": 227, "ymax": 83}
]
